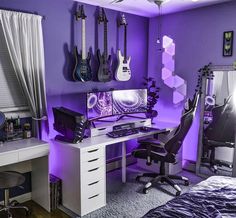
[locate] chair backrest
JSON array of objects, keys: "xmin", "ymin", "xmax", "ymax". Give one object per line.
[
  {"xmin": 204, "ymin": 95, "xmax": 235, "ymax": 143},
  {"xmin": 165, "ymin": 93, "xmax": 199, "ymax": 155}
]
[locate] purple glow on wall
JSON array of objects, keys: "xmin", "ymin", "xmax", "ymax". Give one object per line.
[
  {"xmin": 149, "ymin": 1, "xmax": 236, "ymax": 162},
  {"xmin": 0, "ymin": 0, "xmax": 149, "ymax": 173}
]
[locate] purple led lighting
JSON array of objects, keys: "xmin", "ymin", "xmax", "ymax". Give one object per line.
[
  {"xmin": 166, "ymin": 43, "xmax": 175, "ymax": 56},
  {"xmin": 162, "ymin": 52, "xmax": 173, "ymax": 65},
  {"xmin": 162, "ymin": 35, "xmax": 187, "ymax": 104},
  {"xmin": 163, "ymin": 35, "xmax": 173, "ymax": 48},
  {"xmin": 162, "ymin": 68, "xmax": 172, "ymax": 80}
]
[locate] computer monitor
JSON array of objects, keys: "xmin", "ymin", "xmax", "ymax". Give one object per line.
[
  {"xmin": 113, "ymin": 89, "xmax": 147, "ymax": 115},
  {"xmin": 87, "ymin": 91, "xmax": 113, "ymax": 120}
]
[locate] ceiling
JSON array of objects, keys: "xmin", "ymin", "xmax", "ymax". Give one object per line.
[{"xmin": 74, "ymin": 0, "xmax": 232, "ymax": 17}]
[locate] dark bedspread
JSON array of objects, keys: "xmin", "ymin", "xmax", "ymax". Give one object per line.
[{"xmin": 143, "ymin": 176, "xmax": 236, "ymax": 218}]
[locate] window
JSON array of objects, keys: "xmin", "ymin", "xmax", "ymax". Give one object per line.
[{"xmin": 0, "ymin": 24, "xmax": 29, "ymax": 116}]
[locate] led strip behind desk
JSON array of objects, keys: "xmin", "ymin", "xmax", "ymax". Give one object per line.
[
  {"xmin": 51, "ymin": 127, "xmax": 168, "ymax": 217},
  {"xmin": 0, "ymin": 138, "xmax": 50, "ymax": 212}
]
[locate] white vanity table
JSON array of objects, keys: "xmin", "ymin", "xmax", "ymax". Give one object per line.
[{"xmin": 0, "ymin": 138, "xmax": 50, "ymax": 212}]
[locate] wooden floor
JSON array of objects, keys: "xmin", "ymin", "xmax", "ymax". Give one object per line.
[{"xmin": 0, "ymin": 201, "xmax": 69, "ymax": 218}]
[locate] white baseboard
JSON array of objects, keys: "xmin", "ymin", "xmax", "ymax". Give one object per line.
[
  {"xmin": 0, "ymin": 192, "xmax": 31, "ymax": 205},
  {"xmin": 183, "ymin": 159, "xmax": 196, "ymax": 172}
]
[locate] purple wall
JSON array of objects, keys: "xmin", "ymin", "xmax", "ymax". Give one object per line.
[
  {"xmin": 0, "ymin": 0, "xmax": 149, "ymax": 160},
  {"xmin": 148, "ymin": 1, "xmax": 236, "ymax": 162}
]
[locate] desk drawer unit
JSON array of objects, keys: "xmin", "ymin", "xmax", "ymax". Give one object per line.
[
  {"xmin": 80, "ymin": 147, "xmax": 106, "ymax": 216},
  {"xmin": 81, "ymin": 146, "xmax": 104, "ymax": 162},
  {"xmin": 80, "ymin": 167, "xmax": 106, "ymax": 215},
  {"xmin": 82, "ymin": 192, "xmax": 106, "ymax": 215}
]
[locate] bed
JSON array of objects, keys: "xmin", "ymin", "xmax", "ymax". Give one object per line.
[{"xmin": 143, "ymin": 176, "xmax": 236, "ymax": 218}]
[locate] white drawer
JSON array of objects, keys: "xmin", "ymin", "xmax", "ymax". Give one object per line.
[
  {"xmin": 19, "ymin": 145, "xmax": 49, "ymax": 162},
  {"xmin": 81, "ymin": 147, "xmax": 104, "ymax": 162},
  {"xmin": 81, "ymin": 192, "xmax": 106, "ymax": 216},
  {"xmin": 81, "ymin": 166, "xmax": 105, "ymax": 185},
  {"xmin": 81, "ymin": 156, "xmax": 105, "ymax": 172},
  {"xmin": 0, "ymin": 152, "xmax": 18, "ymax": 166},
  {"xmin": 81, "ymin": 178, "xmax": 105, "ymax": 199}
]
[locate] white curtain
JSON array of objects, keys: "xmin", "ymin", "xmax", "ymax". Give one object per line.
[
  {"xmin": 0, "ymin": 10, "xmax": 47, "ymax": 138},
  {"xmin": 228, "ymin": 71, "xmax": 236, "ymax": 95},
  {"xmin": 212, "ymin": 71, "xmax": 228, "ymax": 105}
]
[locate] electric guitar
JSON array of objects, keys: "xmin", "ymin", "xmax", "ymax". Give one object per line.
[
  {"xmin": 97, "ymin": 8, "xmax": 113, "ymax": 82},
  {"xmin": 115, "ymin": 14, "xmax": 131, "ymax": 81},
  {"xmin": 72, "ymin": 5, "xmax": 92, "ymax": 82}
]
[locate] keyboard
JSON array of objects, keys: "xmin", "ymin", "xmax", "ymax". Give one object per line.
[{"xmin": 107, "ymin": 128, "xmax": 139, "ymax": 138}]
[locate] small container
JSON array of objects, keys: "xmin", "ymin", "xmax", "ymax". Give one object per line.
[{"xmin": 23, "ymin": 123, "xmax": 31, "ymax": 139}]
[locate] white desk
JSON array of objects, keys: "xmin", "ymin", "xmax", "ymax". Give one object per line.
[
  {"xmin": 0, "ymin": 138, "xmax": 50, "ymax": 212},
  {"xmin": 50, "ymin": 127, "xmax": 168, "ymax": 216}
]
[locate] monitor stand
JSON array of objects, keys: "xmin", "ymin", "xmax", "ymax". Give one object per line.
[
  {"xmin": 90, "ymin": 118, "xmax": 114, "ymax": 128},
  {"xmin": 116, "ymin": 114, "xmax": 146, "ymax": 122}
]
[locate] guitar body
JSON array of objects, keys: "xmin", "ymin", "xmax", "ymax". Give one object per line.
[
  {"xmin": 115, "ymin": 50, "xmax": 131, "ymax": 81},
  {"xmin": 97, "ymin": 49, "xmax": 113, "ymax": 82},
  {"xmin": 73, "ymin": 46, "xmax": 92, "ymax": 82}
]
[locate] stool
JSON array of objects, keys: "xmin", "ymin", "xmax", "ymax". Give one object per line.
[{"xmin": 0, "ymin": 171, "xmax": 30, "ymax": 218}]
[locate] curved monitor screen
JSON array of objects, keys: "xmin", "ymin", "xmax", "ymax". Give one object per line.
[
  {"xmin": 113, "ymin": 89, "xmax": 147, "ymax": 115},
  {"xmin": 87, "ymin": 91, "xmax": 113, "ymax": 120}
]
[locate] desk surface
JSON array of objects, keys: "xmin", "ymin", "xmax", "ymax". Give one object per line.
[
  {"xmin": 53, "ymin": 127, "xmax": 169, "ymax": 150},
  {"xmin": 0, "ymin": 138, "xmax": 48, "ymax": 153},
  {"xmin": 0, "ymin": 138, "xmax": 49, "ymax": 167}
]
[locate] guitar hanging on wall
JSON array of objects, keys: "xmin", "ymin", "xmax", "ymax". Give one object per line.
[
  {"xmin": 97, "ymin": 8, "xmax": 113, "ymax": 82},
  {"xmin": 115, "ymin": 14, "xmax": 131, "ymax": 81},
  {"xmin": 72, "ymin": 5, "xmax": 92, "ymax": 82}
]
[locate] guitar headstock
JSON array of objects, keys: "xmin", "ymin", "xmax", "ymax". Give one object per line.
[
  {"xmin": 98, "ymin": 8, "xmax": 108, "ymax": 24},
  {"xmin": 76, "ymin": 5, "xmax": 87, "ymax": 20},
  {"xmin": 118, "ymin": 14, "xmax": 128, "ymax": 26},
  {"xmin": 195, "ymin": 63, "xmax": 214, "ymax": 94}
]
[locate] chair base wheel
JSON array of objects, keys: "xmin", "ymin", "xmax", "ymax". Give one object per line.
[
  {"xmin": 26, "ymin": 209, "xmax": 31, "ymax": 216},
  {"xmin": 176, "ymin": 191, "xmax": 181, "ymax": 196},
  {"xmin": 184, "ymin": 180, "xmax": 189, "ymax": 186},
  {"xmin": 136, "ymin": 176, "xmax": 141, "ymax": 182},
  {"xmin": 143, "ymin": 188, "xmax": 149, "ymax": 194}
]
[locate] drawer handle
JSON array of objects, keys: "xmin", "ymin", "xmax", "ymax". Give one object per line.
[
  {"xmin": 88, "ymin": 181, "xmax": 99, "ymax": 186},
  {"xmin": 88, "ymin": 167, "xmax": 99, "ymax": 172},
  {"xmin": 88, "ymin": 158, "xmax": 99, "ymax": 163},
  {"xmin": 88, "ymin": 149, "xmax": 99, "ymax": 153},
  {"xmin": 88, "ymin": 194, "xmax": 99, "ymax": 199}
]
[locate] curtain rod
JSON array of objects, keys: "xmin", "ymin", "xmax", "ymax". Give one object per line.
[
  {"xmin": 210, "ymin": 64, "xmax": 236, "ymax": 71},
  {"xmin": 0, "ymin": 8, "xmax": 45, "ymax": 20}
]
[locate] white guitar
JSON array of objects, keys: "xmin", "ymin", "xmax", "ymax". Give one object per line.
[{"xmin": 115, "ymin": 14, "xmax": 131, "ymax": 81}]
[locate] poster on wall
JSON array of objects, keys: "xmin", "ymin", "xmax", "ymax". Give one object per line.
[{"xmin": 223, "ymin": 31, "xmax": 234, "ymax": 57}]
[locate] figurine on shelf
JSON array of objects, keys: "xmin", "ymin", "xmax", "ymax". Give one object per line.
[{"xmin": 143, "ymin": 77, "xmax": 160, "ymax": 123}]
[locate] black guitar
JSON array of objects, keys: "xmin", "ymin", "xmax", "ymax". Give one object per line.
[
  {"xmin": 72, "ymin": 5, "xmax": 92, "ymax": 82},
  {"xmin": 97, "ymin": 8, "xmax": 112, "ymax": 82}
]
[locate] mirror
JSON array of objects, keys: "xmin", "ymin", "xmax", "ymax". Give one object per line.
[{"xmin": 197, "ymin": 70, "xmax": 236, "ymax": 177}]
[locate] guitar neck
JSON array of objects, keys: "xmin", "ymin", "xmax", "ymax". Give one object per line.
[
  {"xmin": 104, "ymin": 21, "xmax": 108, "ymax": 60},
  {"xmin": 124, "ymin": 25, "xmax": 127, "ymax": 61},
  {"xmin": 82, "ymin": 19, "xmax": 86, "ymax": 60}
]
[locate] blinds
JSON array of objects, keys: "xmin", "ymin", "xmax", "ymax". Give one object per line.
[{"xmin": 0, "ymin": 24, "xmax": 28, "ymax": 111}]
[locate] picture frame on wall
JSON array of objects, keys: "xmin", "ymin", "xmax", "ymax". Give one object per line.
[{"xmin": 223, "ymin": 31, "xmax": 234, "ymax": 57}]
